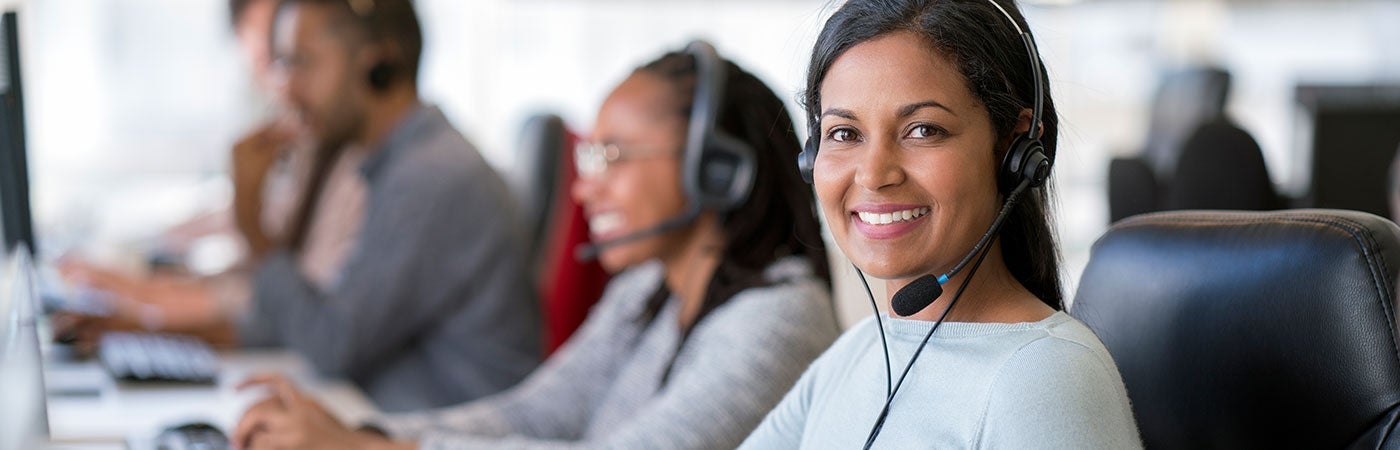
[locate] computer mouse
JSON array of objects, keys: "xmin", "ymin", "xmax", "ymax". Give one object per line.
[{"xmin": 155, "ymin": 421, "xmax": 229, "ymax": 450}]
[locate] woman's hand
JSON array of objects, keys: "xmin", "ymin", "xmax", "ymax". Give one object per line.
[{"xmin": 233, "ymin": 374, "xmax": 412, "ymax": 450}]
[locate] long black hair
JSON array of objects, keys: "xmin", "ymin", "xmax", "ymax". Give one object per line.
[
  {"xmin": 634, "ymin": 49, "xmax": 833, "ymax": 383},
  {"xmin": 804, "ymin": 0, "xmax": 1063, "ymax": 309}
]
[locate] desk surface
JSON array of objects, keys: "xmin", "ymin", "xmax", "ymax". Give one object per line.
[{"xmin": 43, "ymin": 347, "xmax": 379, "ymax": 448}]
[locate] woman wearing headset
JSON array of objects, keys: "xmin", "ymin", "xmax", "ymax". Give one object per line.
[
  {"xmin": 741, "ymin": 0, "xmax": 1140, "ymax": 448},
  {"xmin": 231, "ymin": 42, "xmax": 840, "ymax": 450}
]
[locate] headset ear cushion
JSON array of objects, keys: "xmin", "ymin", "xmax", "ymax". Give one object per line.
[
  {"xmin": 798, "ymin": 139, "xmax": 817, "ymax": 184},
  {"xmin": 1000, "ymin": 137, "xmax": 1050, "ymax": 194},
  {"xmin": 696, "ymin": 131, "xmax": 756, "ymax": 211},
  {"xmin": 368, "ymin": 62, "xmax": 394, "ymax": 90},
  {"xmin": 1021, "ymin": 146, "xmax": 1049, "ymax": 188},
  {"xmin": 1000, "ymin": 137, "xmax": 1028, "ymax": 194}
]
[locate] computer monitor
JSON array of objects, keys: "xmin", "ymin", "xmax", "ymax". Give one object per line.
[
  {"xmin": 1297, "ymin": 84, "xmax": 1400, "ymax": 217},
  {"xmin": 0, "ymin": 10, "xmax": 32, "ymax": 256},
  {"xmin": 0, "ymin": 247, "xmax": 49, "ymax": 450}
]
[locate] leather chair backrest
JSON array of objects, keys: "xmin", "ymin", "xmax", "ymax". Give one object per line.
[
  {"xmin": 1071, "ymin": 210, "xmax": 1400, "ymax": 449},
  {"xmin": 1109, "ymin": 156, "xmax": 1159, "ymax": 223},
  {"xmin": 508, "ymin": 113, "xmax": 568, "ymax": 264},
  {"xmin": 1144, "ymin": 66, "xmax": 1231, "ymax": 179}
]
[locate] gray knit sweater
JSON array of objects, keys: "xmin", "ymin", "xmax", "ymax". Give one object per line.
[{"xmin": 371, "ymin": 257, "xmax": 839, "ymax": 449}]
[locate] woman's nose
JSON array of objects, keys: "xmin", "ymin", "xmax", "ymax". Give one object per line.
[{"xmin": 853, "ymin": 138, "xmax": 906, "ymax": 191}]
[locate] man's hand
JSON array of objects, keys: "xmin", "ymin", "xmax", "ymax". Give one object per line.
[{"xmin": 232, "ymin": 122, "xmax": 298, "ymax": 259}]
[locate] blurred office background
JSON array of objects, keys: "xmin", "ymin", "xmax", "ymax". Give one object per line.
[{"xmin": 11, "ymin": 0, "xmax": 1400, "ymax": 323}]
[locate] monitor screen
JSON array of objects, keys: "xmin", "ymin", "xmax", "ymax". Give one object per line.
[
  {"xmin": 0, "ymin": 11, "xmax": 31, "ymax": 255},
  {"xmin": 1297, "ymin": 84, "xmax": 1400, "ymax": 218}
]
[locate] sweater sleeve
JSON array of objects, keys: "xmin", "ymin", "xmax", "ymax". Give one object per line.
[
  {"xmin": 975, "ymin": 337, "xmax": 1143, "ymax": 449},
  {"xmin": 400, "ymin": 278, "xmax": 838, "ymax": 450},
  {"xmin": 368, "ymin": 265, "xmax": 657, "ymax": 441},
  {"xmin": 735, "ymin": 358, "xmax": 818, "ymax": 450}
]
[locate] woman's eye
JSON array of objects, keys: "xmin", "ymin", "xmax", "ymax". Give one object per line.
[
  {"xmin": 828, "ymin": 128, "xmax": 858, "ymax": 143},
  {"xmin": 907, "ymin": 124, "xmax": 944, "ymax": 139}
]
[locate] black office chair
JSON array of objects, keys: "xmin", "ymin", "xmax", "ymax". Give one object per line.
[
  {"xmin": 1108, "ymin": 67, "xmax": 1234, "ymax": 223},
  {"xmin": 1164, "ymin": 120, "xmax": 1281, "ymax": 211},
  {"xmin": 507, "ymin": 113, "xmax": 569, "ymax": 268},
  {"xmin": 1070, "ymin": 209, "xmax": 1400, "ymax": 449},
  {"xmin": 1142, "ymin": 67, "xmax": 1232, "ymax": 179},
  {"xmin": 1108, "ymin": 157, "xmax": 1158, "ymax": 223},
  {"xmin": 1388, "ymin": 143, "xmax": 1400, "ymax": 223}
]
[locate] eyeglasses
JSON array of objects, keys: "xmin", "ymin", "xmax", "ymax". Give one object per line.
[{"xmin": 573, "ymin": 141, "xmax": 676, "ymax": 179}]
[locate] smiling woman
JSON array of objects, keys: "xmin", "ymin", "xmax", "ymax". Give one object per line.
[{"xmin": 741, "ymin": 0, "xmax": 1142, "ymax": 448}]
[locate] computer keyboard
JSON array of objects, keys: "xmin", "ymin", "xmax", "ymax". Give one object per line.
[
  {"xmin": 99, "ymin": 332, "xmax": 219, "ymax": 384},
  {"xmin": 154, "ymin": 422, "xmax": 230, "ymax": 450}
]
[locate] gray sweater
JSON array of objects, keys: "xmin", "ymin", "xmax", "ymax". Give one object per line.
[
  {"xmin": 239, "ymin": 104, "xmax": 541, "ymax": 412},
  {"xmin": 740, "ymin": 312, "xmax": 1142, "ymax": 449},
  {"xmin": 371, "ymin": 257, "xmax": 840, "ymax": 449}
]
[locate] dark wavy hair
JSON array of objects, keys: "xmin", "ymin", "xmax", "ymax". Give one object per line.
[
  {"xmin": 635, "ymin": 49, "xmax": 833, "ymax": 383},
  {"xmin": 804, "ymin": 0, "xmax": 1063, "ymax": 309}
]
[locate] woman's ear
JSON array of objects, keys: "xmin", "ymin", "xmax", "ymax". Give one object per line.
[
  {"xmin": 1013, "ymin": 108, "xmax": 1042, "ymax": 139},
  {"xmin": 1019, "ymin": 106, "xmax": 1041, "ymax": 138}
]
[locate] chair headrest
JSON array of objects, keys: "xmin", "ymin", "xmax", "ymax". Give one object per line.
[
  {"xmin": 1166, "ymin": 120, "xmax": 1279, "ymax": 211},
  {"xmin": 1071, "ymin": 209, "xmax": 1400, "ymax": 449}
]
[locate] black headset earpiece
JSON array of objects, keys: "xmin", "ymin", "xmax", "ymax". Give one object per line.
[
  {"xmin": 368, "ymin": 61, "xmax": 394, "ymax": 91},
  {"xmin": 346, "ymin": 0, "xmax": 395, "ymax": 92},
  {"xmin": 683, "ymin": 40, "xmax": 756, "ymax": 212},
  {"xmin": 798, "ymin": 132, "xmax": 817, "ymax": 184},
  {"xmin": 998, "ymin": 134, "xmax": 1050, "ymax": 194},
  {"xmin": 995, "ymin": 12, "xmax": 1052, "ymax": 195}
]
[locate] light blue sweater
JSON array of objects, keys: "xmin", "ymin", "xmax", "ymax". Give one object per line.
[{"xmin": 740, "ymin": 311, "xmax": 1142, "ymax": 449}]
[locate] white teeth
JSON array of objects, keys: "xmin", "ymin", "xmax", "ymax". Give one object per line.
[
  {"xmin": 856, "ymin": 207, "xmax": 929, "ymax": 225},
  {"xmin": 589, "ymin": 212, "xmax": 623, "ymax": 235}
]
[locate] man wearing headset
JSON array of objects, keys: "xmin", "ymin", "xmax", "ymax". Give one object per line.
[{"xmin": 232, "ymin": 0, "xmax": 541, "ymax": 412}]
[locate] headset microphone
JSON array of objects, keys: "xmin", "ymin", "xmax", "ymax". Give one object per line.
[
  {"xmin": 889, "ymin": 177, "xmax": 1032, "ymax": 316},
  {"xmin": 574, "ymin": 205, "xmax": 701, "ymax": 262},
  {"xmin": 890, "ymin": 275, "xmax": 943, "ymax": 317}
]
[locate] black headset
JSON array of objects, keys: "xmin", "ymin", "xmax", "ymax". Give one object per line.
[
  {"xmin": 345, "ymin": 0, "xmax": 396, "ymax": 91},
  {"xmin": 683, "ymin": 40, "xmax": 757, "ymax": 213},
  {"xmin": 796, "ymin": 0, "xmax": 1050, "ymax": 195},
  {"xmin": 574, "ymin": 41, "xmax": 756, "ymax": 261}
]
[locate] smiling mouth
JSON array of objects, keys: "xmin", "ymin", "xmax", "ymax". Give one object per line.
[
  {"xmin": 588, "ymin": 211, "xmax": 624, "ymax": 237},
  {"xmin": 853, "ymin": 207, "xmax": 930, "ymax": 225}
]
